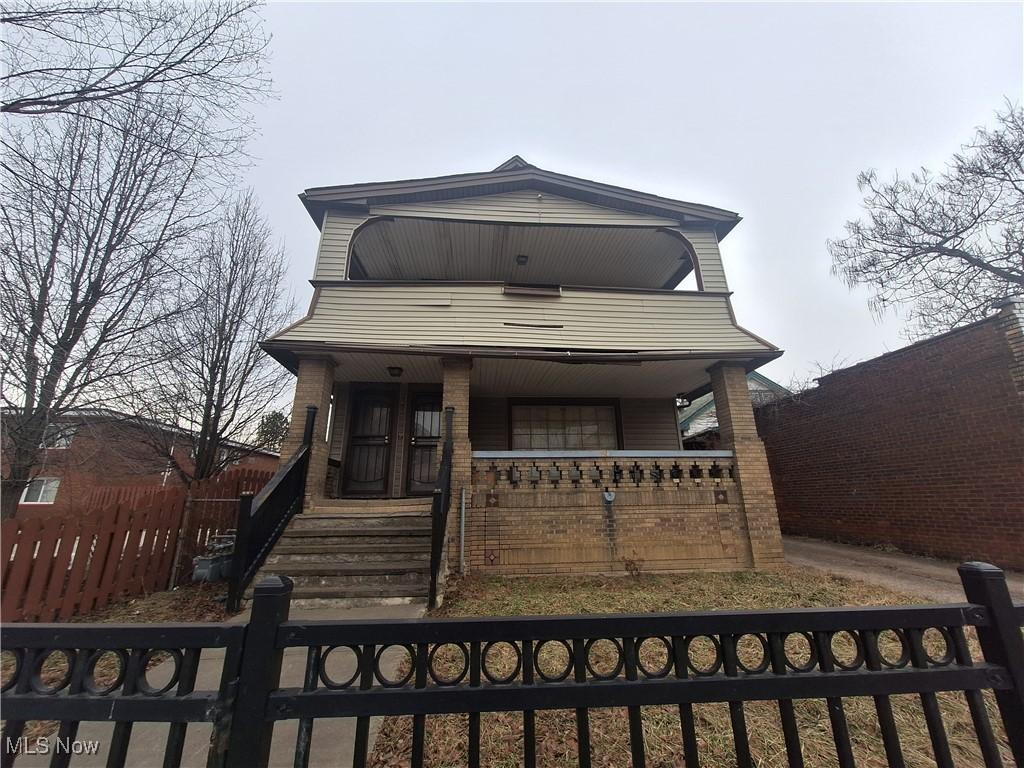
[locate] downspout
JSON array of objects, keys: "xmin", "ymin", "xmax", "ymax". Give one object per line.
[{"xmin": 459, "ymin": 486, "xmax": 467, "ymax": 573}]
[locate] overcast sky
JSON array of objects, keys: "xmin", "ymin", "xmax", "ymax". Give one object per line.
[{"xmin": 244, "ymin": 1, "xmax": 1022, "ymax": 386}]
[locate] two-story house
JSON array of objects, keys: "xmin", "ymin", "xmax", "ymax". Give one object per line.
[{"xmin": 256, "ymin": 157, "xmax": 785, "ymax": 604}]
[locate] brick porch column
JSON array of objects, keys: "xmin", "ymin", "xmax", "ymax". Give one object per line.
[
  {"xmin": 709, "ymin": 362, "xmax": 785, "ymax": 569},
  {"xmin": 280, "ymin": 356, "xmax": 336, "ymax": 507},
  {"xmin": 441, "ymin": 357, "xmax": 472, "ymax": 575}
]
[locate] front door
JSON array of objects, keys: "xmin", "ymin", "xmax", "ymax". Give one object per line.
[
  {"xmin": 406, "ymin": 391, "xmax": 443, "ymax": 495},
  {"xmin": 343, "ymin": 388, "xmax": 396, "ymax": 496}
]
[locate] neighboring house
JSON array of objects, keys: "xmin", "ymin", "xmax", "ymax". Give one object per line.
[
  {"xmin": 257, "ymin": 156, "xmax": 786, "ymax": 602},
  {"xmin": 1, "ymin": 409, "xmax": 279, "ymax": 519},
  {"xmin": 755, "ymin": 299, "xmax": 1024, "ymax": 570},
  {"xmin": 679, "ymin": 371, "xmax": 790, "ymax": 449}
]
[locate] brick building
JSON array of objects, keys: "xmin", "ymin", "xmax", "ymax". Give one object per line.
[
  {"xmin": 755, "ymin": 299, "xmax": 1024, "ymax": 570},
  {"xmin": 2, "ymin": 409, "xmax": 279, "ymax": 519}
]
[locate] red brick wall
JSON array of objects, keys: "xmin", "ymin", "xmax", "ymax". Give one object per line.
[
  {"xmin": 5, "ymin": 418, "xmax": 279, "ymax": 520},
  {"xmin": 755, "ymin": 313, "xmax": 1024, "ymax": 570}
]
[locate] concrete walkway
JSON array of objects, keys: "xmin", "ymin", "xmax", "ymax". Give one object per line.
[
  {"xmin": 16, "ymin": 602, "xmax": 425, "ymax": 768},
  {"xmin": 784, "ymin": 535, "xmax": 1024, "ymax": 603}
]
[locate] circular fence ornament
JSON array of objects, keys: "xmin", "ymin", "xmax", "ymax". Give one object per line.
[
  {"xmin": 782, "ymin": 632, "xmax": 818, "ymax": 673},
  {"xmin": 584, "ymin": 638, "xmax": 623, "ymax": 680},
  {"xmin": 636, "ymin": 636, "xmax": 673, "ymax": 679},
  {"xmin": 534, "ymin": 639, "xmax": 574, "ymax": 683},
  {"xmin": 684, "ymin": 635, "xmax": 722, "ymax": 676},
  {"xmin": 373, "ymin": 645, "xmax": 415, "ymax": 688},
  {"xmin": 481, "ymin": 641, "xmax": 522, "ymax": 685},
  {"xmin": 84, "ymin": 649, "xmax": 128, "ymax": 695},
  {"xmin": 829, "ymin": 630, "xmax": 865, "ymax": 671},
  {"xmin": 427, "ymin": 642, "xmax": 470, "ymax": 686},
  {"xmin": 318, "ymin": 645, "xmax": 361, "ymax": 689},
  {"xmin": 138, "ymin": 649, "xmax": 182, "ymax": 696},
  {"xmin": 735, "ymin": 634, "xmax": 771, "ymax": 675},
  {"xmin": 31, "ymin": 649, "xmax": 75, "ymax": 695}
]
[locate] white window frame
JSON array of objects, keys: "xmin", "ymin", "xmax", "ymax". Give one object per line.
[
  {"xmin": 20, "ymin": 477, "xmax": 61, "ymax": 504},
  {"xmin": 40, "ymin": 424, "xmax": 76, "ymax": 449}
]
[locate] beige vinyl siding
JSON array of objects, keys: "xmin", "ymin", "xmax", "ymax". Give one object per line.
[
  {"xmin": 620, "ymin": 399, "xmax": 682, "ymax": 450},
  {"xmin": 272, "ymin": 284, "xmax": 772, "ymax": 352},
  {"xmin": 369, "ymin": 190, "xmax": 681, "ymax": 227},
  {"xmin": 313, "ymin": 211, "xmax": 370, "ymax": 280},
  {"xmin": 678, "ymin": 229, "xmax": 729, "ymax": 292},
  {"xmin": 469, "ymin": 397, "xmax": 508, "ymax": 450},
  {"xmin": 469, "ymin": 397, "xmax": 681, "ymax": 450}
]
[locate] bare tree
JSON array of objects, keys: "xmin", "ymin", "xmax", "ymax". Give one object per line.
[
  {"xmin": 829, "ymin": 102, "xmax": 1024, "ymax": 339},
  {"xmin": 138, "ymin": 190, "xmax": 294, "ymax": 484},
  {"xmin": 2, "ymin": 1, "xmax": 269, "ymax": 120},
  {"xmin": 0, "ymin": 97, "xmax": 212, "ymax": 518}
]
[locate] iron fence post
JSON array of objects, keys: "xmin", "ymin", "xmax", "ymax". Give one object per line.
[
  {"xmin": 226, "ymin": 493, "xmax": 254, "ymax": 613},
  {"xmin": 299, "ymin": 405, "xmax": 317, "ymax": 508},
  {"xmin": 958, "ymin": 561, "xmax": 1024, "ymax": 765},
  {"xmin": 224, "ymin": 575, "xmax": 293, "ymax": 768},
  {"xmin": 302, "ymin": 405, "xmax": 317, "ymax": 445}
]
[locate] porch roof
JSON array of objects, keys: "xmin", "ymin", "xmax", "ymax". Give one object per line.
[{"xmin": 263, "ymin": 344, "xmax": 780, "ymax": 400}]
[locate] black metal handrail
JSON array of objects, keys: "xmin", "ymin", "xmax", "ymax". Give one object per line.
[
  {"xmin": 427, "ymin": 406, "xmax": 455, "ymax": 609},
  {"xmin": 226, "ymin": 405, "xmax": 317, "ymax": 612}
]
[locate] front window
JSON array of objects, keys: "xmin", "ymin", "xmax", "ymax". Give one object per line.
[
  {"xmin": 40, "ymin": 424, "xmax": 76, "ymax": 449},
  {"xmin": 21, "ymin": 477, "xmax": 61, "ymax": 504},
  {"xmin": 510, "ymin": 403, "xmax": 619, "ymax": 450}
]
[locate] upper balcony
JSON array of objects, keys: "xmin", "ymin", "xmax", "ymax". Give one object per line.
[{"xmin": 301, "ymin": 156, "xmax": 738, "ymax": 292}]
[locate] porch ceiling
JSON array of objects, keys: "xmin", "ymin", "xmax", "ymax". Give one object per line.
[
  {"xmin": 350, "ymin": 218, "xmax": 693, "ymax": 289},
  {"xmin": 471, "ymin": 357, "xmax": 716, "ymax": 397},
  {"xmin": 324, "ymin": 350, "xmax": 740, "ymax": 399}
]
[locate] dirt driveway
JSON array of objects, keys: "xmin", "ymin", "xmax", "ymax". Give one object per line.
[{"xmin": 783, "ymin": 535, "xmax": 1024, "ymax": 603}]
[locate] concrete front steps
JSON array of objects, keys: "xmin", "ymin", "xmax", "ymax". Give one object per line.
[{"xmin": 250, "ymin": 497, "xmax": 433, "ymax": 608}]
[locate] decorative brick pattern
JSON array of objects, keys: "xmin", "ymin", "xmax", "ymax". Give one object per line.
[
  {"xmin": 465, "ymin": 456, "xmax": 751, "ymax": 574},
  {"xmin": 710, "ymin": 362, "xmax": 786, "ymax": 568},
  {"xmin": 280, "ymin": 356, "xmax": 336, "ymax": 508},
  {"xmin": 755, "ymin": 311, "xmax": 1024, "ymax": 570}
]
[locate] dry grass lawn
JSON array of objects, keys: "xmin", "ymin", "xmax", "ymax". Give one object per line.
[{"xmin": 369, "ymin": 567, "xmax": 1012, "ymax": 768}]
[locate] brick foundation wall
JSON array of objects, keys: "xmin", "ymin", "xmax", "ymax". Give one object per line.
[
  {"xmin": 755, "ymin": 311, "xmax": 1024, "ymax": 570},
  {"xmin": 465, "ymin": 457, "xmax": 752, "ymax": 575}
]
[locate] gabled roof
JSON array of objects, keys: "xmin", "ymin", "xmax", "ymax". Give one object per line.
[
  {"xmin": 300, "ymin": 155, "xmax": 742, "ymax": 239},
  {"xmin": 492, "ymin": 155, "xmax": 534, "ymax": 172},
  {"xmin": 678, "ymin": 371, "xmax": 791, "ymax": 430}
]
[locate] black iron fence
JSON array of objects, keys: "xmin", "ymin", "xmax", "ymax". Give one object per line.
[{"xmin": 2, "ymin": 562, "xmax": 1022, "ymax": 768}]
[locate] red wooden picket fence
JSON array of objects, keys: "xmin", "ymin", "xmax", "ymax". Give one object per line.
[{"xmin": 0, "ymin": 469, "xmax": 272, "ymax": 622}]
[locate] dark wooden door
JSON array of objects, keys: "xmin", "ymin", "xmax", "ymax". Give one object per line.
[
  {"xmin": 406, "ymin": 391, "xmax": 442, "ymax": 495},
  {"xmin": 343, "ymin": 389, "xmax": 396, "ymax": 496}
]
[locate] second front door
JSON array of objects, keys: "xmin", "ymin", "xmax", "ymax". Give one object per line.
[
  {"xmin": 406, "ymin": 391, "xmax": 442, "ymax": 495},
  {"xmin": 343, "ymin": 388, "xmax": 397, "ymax": 496}
]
